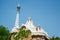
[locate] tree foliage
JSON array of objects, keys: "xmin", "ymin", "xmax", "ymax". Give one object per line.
[
  {"xmin": 0, "ymin": 25, "xmax": 10, "ymax": 40},
  {"xmin": 15, "ymin": 26, "xmax": 31, "ymax": 40},
  {"xmin": 50, "ymin": 36, "xmax": 60, "ymax": 40}
]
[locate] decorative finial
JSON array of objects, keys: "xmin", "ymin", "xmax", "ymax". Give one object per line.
[
  {"xmin": 28, "ymin": 17, "xmax": 32, "ymax": 21},
  {"xmin": 17, "ymin": 4, "xmax": 21, "ymax": 9},
  {"xmin": 37, "ymin": 24, "xmax": 41, "ymax": 30}
]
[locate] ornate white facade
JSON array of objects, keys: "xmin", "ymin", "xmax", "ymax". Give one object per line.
[{"xmin": 21, "ymin": 17, "xmax": 49, "ymax": 39}]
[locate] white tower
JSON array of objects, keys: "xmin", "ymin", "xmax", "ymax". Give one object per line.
[
  {"xmin": 11, "ymin": 4, "xmax": 21, "ymax": 33},
  {"xmin": 15, "ymin": 4, "xmax": 20, "ymax": 29}
]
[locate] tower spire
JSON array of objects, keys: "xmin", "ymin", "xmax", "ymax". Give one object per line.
[
  {"xmin": 15, "ymin": 4, "xmax": 21, "ymax": 28},
  {"xmin": 11, "ymin": 4, "xmax": 21, "ymax": 33}
]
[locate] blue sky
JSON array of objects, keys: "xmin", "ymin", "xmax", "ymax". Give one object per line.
[{"xmin": 0, "ymin": 0, "xmax": 60, "ymax": 37}]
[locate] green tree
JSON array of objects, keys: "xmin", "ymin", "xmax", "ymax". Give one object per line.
[
  {"xmin": 25, "ymin": 30, "xmax": 31, "ymax": 38},
  {"xmin": 15, "ymin": 26, "xmax": 31, "ymax": 40},
  {"xmin": 50, "ymin": 36, "xmax": 60, "ymax": 40},
  {"xmin": 0, "ymin": 25, "xmax": 10, "ymax": 40}
]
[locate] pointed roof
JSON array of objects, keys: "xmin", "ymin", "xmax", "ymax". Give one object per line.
[
  {"xmin": 25, "ymin": 17, "xmax": 35, "ymax": 28},
  {"xmin": 21, "ymin": 17, "xmax": 36, "ymax": 32}
]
